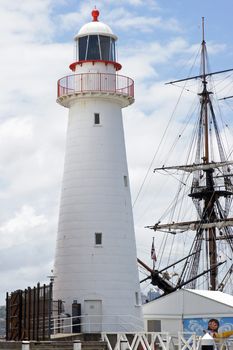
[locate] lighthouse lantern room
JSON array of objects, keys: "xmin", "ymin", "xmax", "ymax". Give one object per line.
[{"xmin": 53, "ymin": 9, "xmax": 143, "ymax": 332}]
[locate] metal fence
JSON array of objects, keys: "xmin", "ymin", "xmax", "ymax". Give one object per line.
[
  {"xmin": 57, "ymin": 73, "xmax": 134, "ymax": 99},
  {"xmin": 51, "ymin": 314, "xmax": 144, "ymax": 334},
  {"xmin": 102, "ymin": 332, "xmax": 233, "ymax": 350},
  {"xmin": 6, "ymin": 283, "xmax": 62, "ymax": 341},
  {"xmin": 50, "ymin": 314, "xmax": 233, "ymax": 350}
]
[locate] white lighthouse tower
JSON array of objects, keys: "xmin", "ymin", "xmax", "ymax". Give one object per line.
[{"xmin": 53, "ymin": 8, "xmax": 143, "ymax": 332}]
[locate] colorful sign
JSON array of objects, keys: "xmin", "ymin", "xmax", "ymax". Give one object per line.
[{"xmin": 183, "ymin": 317, "xmax": 233, "ymax": 337}]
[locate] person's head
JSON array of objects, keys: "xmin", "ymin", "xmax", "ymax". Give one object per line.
[{"xmin": 208, "ymin": 319, "xmax": 219, "ymax": 332}]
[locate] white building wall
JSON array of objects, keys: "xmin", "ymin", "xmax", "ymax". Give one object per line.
[
  {"xmin": 74, "ymin": 61, "xmax": 116, "ymax": 74},
  {"xmin": 183, "ymin": 290, "xmax": 233, "ymax": 316},
  {"xmin": 143, "ymin": 290, "xmax": 184, "ymax": 317},
  {"xmin": 53, "ymin": 94, "xmax": 143, "ymax": 331},
  {"xmin": 161, "ymin": 318, "xmax": 182, "ymax": 333},
  {"xmin": 144, "ymin": 316, "xmax": 182, "ymax": 333},
  {"xmin": 143, "ymin": 289, "xmax": 233, "ymax": 334}
]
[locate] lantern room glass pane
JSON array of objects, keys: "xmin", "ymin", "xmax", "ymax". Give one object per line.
[
  {"xmin": 87, "ymin": 35, "xmax": 100, "ymax": 60},
  {"xmin": 110, "ymin": 38, "xmax": 116, "ymax": 61},
  {"xmin": 100, "ymin": 35, "xmax": 110, "ymax": 61},
  {"xmin": 78, "ymin": 36, "xmax": 88, "ymax": 60}
]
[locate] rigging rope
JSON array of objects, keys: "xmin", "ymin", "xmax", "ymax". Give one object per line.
[{"xmin": 133, "ymin": 45, "xmax": 202, "ymax": 209}]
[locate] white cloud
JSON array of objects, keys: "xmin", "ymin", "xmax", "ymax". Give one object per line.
[
  {"xmin": 0, "ymin": 205, "xmax": 47, "ymax": 244},
  {"xmin": 0, "ymin": 0, "xmax": 66, "ymax": 303},
  {"xmin": 0, "ymin": 0, "xmax": 55, "ymax": 44},
  {"xmin": 120, "ymin": 37, "xmax": 191, "ymax": 82},
  {"xmin": 58, "ymin": 1, "xmax": 180, "ymax": 35},
  {"xmin": 0, "ymin": 117, "xmax": 34, "ymax": 163},
  {"xmin": 107, "ymin": 10, "xmax": 181, "ymax": 33}
]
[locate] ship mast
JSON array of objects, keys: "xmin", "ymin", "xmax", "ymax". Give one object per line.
[
  {"xmin": 201, "ymin": 17, "xmax": 209, "ymax": 165},
  {"xmin": 147, "ymin": 18, "xmax": 233, "ymax": 293},
  {"xmin": 200, "ymin": 17, "xmax": 217, "ymax": 290}
]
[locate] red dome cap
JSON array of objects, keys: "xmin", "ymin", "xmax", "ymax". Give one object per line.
[{"xmin": 92, "ymin": 8, "xmax": 99, "ymax": 22}]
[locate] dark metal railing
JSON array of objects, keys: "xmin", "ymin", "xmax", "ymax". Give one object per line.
[{"xmin": 6, "ymin": 283, "xmax": 63, "ymax": 341}]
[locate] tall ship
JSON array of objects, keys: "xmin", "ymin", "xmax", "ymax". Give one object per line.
[{"xmin": 139, "ymin": 18, "xmax": 233, "ymax": 296}]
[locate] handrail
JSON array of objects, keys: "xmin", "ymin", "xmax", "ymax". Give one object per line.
[
  {"xmin": 50, "ymin": 313, "xmax": 144, "ymax": 334},
  {"xmin": 52, "ymin": 313, "xmax": 143, "ymax": 322},
  {"xmin": 57, "ymin": 73, "xmax": 134, "ymax": 99}
]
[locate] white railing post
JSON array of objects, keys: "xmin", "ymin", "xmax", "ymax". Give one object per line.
[
  {"xmin": 201, "ymin": 333, "xmax": 215, "ymax": 350},
  {"xmin": 22, "ymin": 341, "xmax": 30, "ymax": 350},
  {"xmin": 192, "ymin": 334, "xmax": 196, "ymax": 350},
  {"xmin": 120, "ymin": 339, "xmax": 129, "ymax": 350},
  {"xmin": 73, "ymin": 340, "xmax": 82, "ymax": 350},
  {"xmin": 178, "ymin": 332, "xmax": 181, "ymax": 350}
]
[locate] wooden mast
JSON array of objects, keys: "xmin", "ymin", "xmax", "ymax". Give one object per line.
[{"xmin": 201, "ymin": 17, "xmax": 209, "ymax": 164}]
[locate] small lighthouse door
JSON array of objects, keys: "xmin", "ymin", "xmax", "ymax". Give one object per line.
[{"xmin": 84, "ymin": 300, "xmax": 102, "ymax": 333}]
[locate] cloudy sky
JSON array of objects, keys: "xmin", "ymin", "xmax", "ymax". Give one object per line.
[{"xmin": 1, "ymin": 0, "xmax": 233, "ymax": 304}]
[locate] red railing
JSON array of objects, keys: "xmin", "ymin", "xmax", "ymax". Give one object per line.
[{"xmin": 57, "ymin": 73, "xmax": 134, "ymax": 99}]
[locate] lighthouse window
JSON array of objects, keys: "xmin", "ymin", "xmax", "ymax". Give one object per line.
[
  {"xmin": 87, "ymin": 35, "xmax": 100, "ymax": 60},
  {"xmin": 100, "ymin": 35, "xmax": 110, "ymax": 61},
  {"xmin": 78, "ymin": 36, "xmax": 88, "ymax": 61},
  {"xmin": 95, "ymin": 232, "xmax": 102, "ymax": 245},
  {"xmin": 124, "ymin": 175, "xmax": 128, "ymax": 187},
  {"xmin": 135, "ymin": 292, "xmax": 141, "ymax": 306},
  {"xmin": 94, "ymin": 113, "xmax": 100, "ymax": 125}
]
